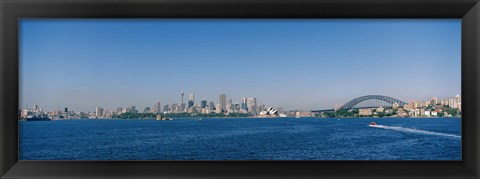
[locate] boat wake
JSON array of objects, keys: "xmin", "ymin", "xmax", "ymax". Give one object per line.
[{"xmin": 371, "ymin": 125, "xmax": 461, "ymax": 138}]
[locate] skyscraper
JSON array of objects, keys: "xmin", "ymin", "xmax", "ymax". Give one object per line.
[
  {"xmin": 155, "ymin": 102, "xmax": 162, "ymax": 114},
  {"xmin": 180, "ymin": 103, "xmax": 186, "ymax": 112},
  {"xmin": 227, "ymin": 99, "xmax": 234, "ymax": 113},
  {"xmin": 220, "ymin": 94, "xmax": 226, "ymax": 113},
  {"xmin": 241, "ymin": 97, "xmax": 248, "ymax": 110},
  {"xmin": 209, "ymin": 101, "xmax": 215, "ymax": 111},
  {"xmin": 171, "ymin": 103, "xmax": 178, "ymax": 113},
  {"xmin": 201, "ymin": 100, "xmax": 207, "ymax": 108},
  {"xmin": 95, "ymin": 107, "xmax": 104, "ymax": 118},
  {"xmin": 247, "ymin": 97, "xmax": 257, "ymax": 115},
  {"xmin": 215, "ymin": 104, "xmax": 222, "ymax": 114},
  {"xmin": 163, "ymin": 104, "xmax": 169, "ymax": 113},
  {"xmin": 188, "ymin": 94, "xmax": 195, "ymax": 108}
]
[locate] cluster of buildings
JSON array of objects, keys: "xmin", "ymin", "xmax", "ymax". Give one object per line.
[
  {"xmin": 20, "ymin": 105, "xmax": 86, "ymax": 120},
  {"xmin": 21, "ymin": 92, "xmax": 275, "ymax": 119},
  {"xmin": 92, "ymin": 92, "xmax": 284, "ymax": 119},
  {"xmin": 20, "ymin": 94, "xmax": 462, "ymax": 120},
  {"xmin": 357, "ymin": 95, "xmax": 461, "ymax": 117}
]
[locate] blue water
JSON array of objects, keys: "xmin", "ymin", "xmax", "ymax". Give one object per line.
[{"xmin": 19, "ymin": 117, "xmax": 461, "ymax": 160}]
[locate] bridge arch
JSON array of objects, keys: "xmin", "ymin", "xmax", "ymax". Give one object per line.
[{"xmin": 340, "ymin": 95, "xmax": 407, "ymax": 109}]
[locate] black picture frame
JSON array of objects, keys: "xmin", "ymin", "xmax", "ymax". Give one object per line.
[{"xmin": 1, "ymin": 0, "xmax": 479, "ymax": 178}]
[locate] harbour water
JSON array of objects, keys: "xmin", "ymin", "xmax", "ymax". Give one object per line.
[{"xmin": 19, "ymin": 117, "xmax": 461, "ymax": 160}]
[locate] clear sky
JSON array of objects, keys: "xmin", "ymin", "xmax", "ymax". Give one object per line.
[{"xmin": 20, "ymin": 19, "xmax": 461, "ymax": 112}]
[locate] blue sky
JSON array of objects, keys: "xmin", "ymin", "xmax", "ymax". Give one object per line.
[{"xmin": 20, "ymin": 19, "xmax": 461, "ymax": 112}]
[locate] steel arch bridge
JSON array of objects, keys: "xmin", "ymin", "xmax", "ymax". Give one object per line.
[{"xmin": 339, "ymin": 95, "xmax": 407, "ymax": 110}]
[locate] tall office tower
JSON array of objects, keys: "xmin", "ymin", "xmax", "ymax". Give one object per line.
[
  {"xmin": 181, "ymin": 91, "xmax": 184, "ymax": 103},
  {"xmin": 34, "ymin": 104, "xmax": 38, "ymax": 111},
  {"xmin": 64, "ymin": 107, "xmax": 68, "ymax": 113},
  {"xmin": 227, "ymin": 99, "xmax": 233, "ymax": 113},
  {"xmin": 163, "ymin": 104, "xmax": 169, "ymax": 113},
  {"xmin": 180, "ymin": 103, "xmax": 186, "ymax": 112},
  {"xmin": 130, "ymin": 106, "xmax": 137, "ymax": 114},
  {"xmin": 155, "ymin": 102, "xmax": 162, "ymax": 114},
  {"xmin": 201, "ymin": 100, "xmax": 208, "ymax": 108},
  {"xmin": 95, "ymin": 107, "xmax": 104, "ymax": 118},
  {"xmin": 215, "ymin": 104, "xmax": 222, "ymax": 114},
  {"xmin": 241, "ymin": 97, "xmax": 248, "ymax": 110},
  {"xmin": 220, "ymin": 94, "xmax": 226, "ymax": 112},
  {"xmin": 209, "ymin": 101, "xmax": 215, "ymax": 111},
  {"xmin": 171, "ymin": 103, "xmax": 178, "ymax": 113},
  {"xmin": 247, "ymin": 97, "xmax": 257, "ymax": 115},
  {"xmin": 188, "ymin": 93, "xmax": 195, "ymax": 108}
]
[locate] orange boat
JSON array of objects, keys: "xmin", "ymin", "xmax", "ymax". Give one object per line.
[{"xmin": 369, "ymin": 122, "xmax": 377, "ymax": 127}]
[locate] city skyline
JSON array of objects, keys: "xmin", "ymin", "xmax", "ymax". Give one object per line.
[
  {"xmin": 20, "ymin": 19, "xmax": 461, "ymax": 112},
  {"xmin": 21, "ymin": 92, "xmax": 460, "ymax": 114}
]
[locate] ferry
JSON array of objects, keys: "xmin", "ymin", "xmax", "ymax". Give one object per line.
[{"xmin": 369, "ymin": 122, "xmax": 377, "ymax": 127}]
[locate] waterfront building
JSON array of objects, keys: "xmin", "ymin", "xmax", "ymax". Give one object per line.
[
  {"xmin": 155, "ymin": 102, "xmax": 162, "ymax": 114},
  {"xmin": 227, "ymin": 99, "xmax": 233, "ymax": 113},
  {"xmin": 200, "ymin": 100, "xmax": 207, "ymax": 108},
  {"xmin": 424, "ymin": 101, "xmax": 430, "ymax": 107},
  {"xmin": 95, "ymin": 107, "xmax": 104, "ymax": 118},
  {"xmin": 431, "ymin": 97, "xmax": 438, "ymax": 106},
  {"xmin": 359, "ymin": 108, "xmax": 372, "ymax": 116},
  {"xmin": 180, "ymin": 103, "xmax": 186, "ymax": 113},
  {"xmin": 403, "ymin": 104, "xmax": 413, "ymax": 110},
  {"xmin": 201, "ymin": 108, "xmax": 209, "ymax": 114},
  {"xmin": 414, "ymin": 109, "xmax": 421, "ymax": 117},
  {"xmin": 209, "ymin": 101, "xmax": 215, "ymax": 111},
  {"xmin": 171, "ymin": 103, "xmax": 178, "ymax": 113},
  {"xmin": 220, "ymin": 94, "xmax": 226, "ymax": 112},
  {"xmin": 163, "ymin": 104, "xmax": 169, "ymax": 113},
  {"xmin": 228, "ymin": 104, "xmax": 234, "ymax": 114},
  {"xmin": 188, "ymin": 94, "xmax": 195, "ymax": 108},
  {"xmin": 420, "ymin": 108, "xmax": 425, "ymax": 117},
  {"xmin": 241, "ymin": 97, "xmax": 248, "ymax": 110},
  {"xmin": 238, "ymin": 109, "xmax": 248, "ymax": 114},
  {"xmin": 397, "ymin": 108, "xmax": 407, "ymax": 117},
  {"xmin": 234, "ymin": 104, "xmax": 240, "ymax": 112},
  {"xmin": 247, "ymin": 97, "xmax": 257, "ymax": 115},
  {"xmin": 424, "ymin": 110, "xmax": 431, "ymax": 117},
  {"xmin": 376, "ymin": 106, "xmax": 384, "ymax": 112},
  {"xmin": 215, "ymin": 104, "xmax": 222, "ymax": 114}
]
